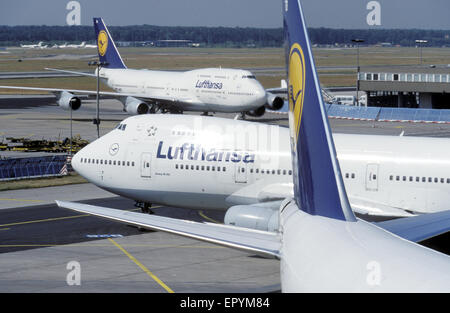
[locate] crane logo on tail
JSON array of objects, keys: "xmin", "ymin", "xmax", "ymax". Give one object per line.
[
  {"xmin": 288, "ymin": 43, "xmax": 305, "ymax": 143},
  {"xmin": 98, "ymin": 30, "xmax": 108, "ymax": 56}
]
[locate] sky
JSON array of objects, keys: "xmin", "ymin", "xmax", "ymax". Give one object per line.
[{"xmin": 0, "ymin": 0, "xmax": 449, "ymax": 30}]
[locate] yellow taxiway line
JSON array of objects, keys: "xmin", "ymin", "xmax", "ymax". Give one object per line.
[
  {"xmin": 198, "ymin": 210, "xmax": 221, "ymax": 224},
  {"xmin": 0, "ymin": 214, "xmax": 90, "ymax": 228},
  {"xmin": 108, "ymin": 238, "xmax": 174, "ymax": 293},
  {"xmin": 0, "ymin": 198, "xmax": 44, "ymax": 203}
]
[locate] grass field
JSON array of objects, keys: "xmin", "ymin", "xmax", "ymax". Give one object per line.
[
  {"xmin": 0, "ymin": 45, "xmax": 449, "ymax": 188},
  {"xmin": 1, "ymin": 46, "xmax": 449, "ymax": 92},
  {"xmin": 0, "ymin": 172, "xmax": 88, "ymax": 191}
]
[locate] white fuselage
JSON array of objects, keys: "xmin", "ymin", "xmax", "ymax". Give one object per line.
[
  {"xmin": 99, "ymin": 67, "xmax": 267, "ymax": 112},
  {"xmin": 72, "ymin": 114, "xmax": 450, "ymax": 214},
  {"xmin": 279, "ymin": 201, "xmax": 450, "ymax": 292}
]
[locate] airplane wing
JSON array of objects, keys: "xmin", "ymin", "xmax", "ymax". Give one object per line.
[
  {"xmin": 44, "ymin": 68, "xmax": 97, "ymax": 78},
  {"xmin": 55, "ymin": 200, "xmax": 281, "ymax": 259},
  {"xmin": 349, "ymin": 196, "xmax": 416, "ymax": 217},
  {"xmin": 226, "ymin": 180, "xmax": 292, "ymax": 205},
  {"xmin": 0, "ymin": 85, "xmax": 197, "ymax": 108},
  {"xmin": 266, "ymin": 87, "xmax": 287, "ymax": 95},
  {"xmin": 376, "ymin": 210, "xmax": 450, "ymax": 243},
  {"xmin": 266, "ymin": 79, "xmax": 287, "ymax": 95},
  {"xmin": 226, "ymin": 181, "xmax": 415, "ymax": 218}
]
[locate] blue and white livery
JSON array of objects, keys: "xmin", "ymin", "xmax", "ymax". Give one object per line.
[
  {"xmin": 0, "ymin": 18, "xmax": 284, "ymax": 116},
  {"xmin": 56, "ymin": 0, "xmax": 450, "ymax": 292}
]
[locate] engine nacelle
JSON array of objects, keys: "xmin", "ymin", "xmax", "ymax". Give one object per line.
[
  {"xmin": 57, "ymin": 91, "xmax": 81, "ymax": 111},
  {"xmin": 123, "ymin": 97, "xmax": 149, "ymax": 115},
  {"xmin": 265, "ymin": 92, "xmax": 284, "ymax": 111},
  {"xmin": 245, "ymin": 106, "xmax": 266, "ymax": 117},
  {"xmin": 224, "ymin": 204, "xmax": 279, "ymax": 232}
]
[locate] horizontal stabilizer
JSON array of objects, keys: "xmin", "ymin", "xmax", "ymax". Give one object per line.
[
  {"xmin": 376, "ymin": 210, "xmax": 450, "ymax": 242},
  {"xmin": 55, "ymin": 200, "xmax": 281, "ymax": 258}
]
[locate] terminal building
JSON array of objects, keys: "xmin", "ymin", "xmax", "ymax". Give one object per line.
[{"xmin": 359, "ymin": 65, "xmax": 450, "ymax": 109}]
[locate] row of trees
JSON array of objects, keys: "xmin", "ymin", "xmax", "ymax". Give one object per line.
[{"xmin": 0, "ymin": 25, "xmax": 448, "ymax": 47}]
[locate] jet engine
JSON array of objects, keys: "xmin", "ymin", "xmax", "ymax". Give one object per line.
[
  {"xmin": 122, "ymin": 97, "xmax": 149, "ymax": 115},
  {"xmin": 57, "ymin": 91, "xmax": 81, "ymax": 111},
  {"xmin": 224, "ymin": 204, "xmax": 279, "ymax": 232},
  {"xmin": 265, "ymin": 92, "xmax": 284, "ymax": 111},
  {"xmin": 245, "ymin": 106, "xmax": 266, "ymax": 117}
]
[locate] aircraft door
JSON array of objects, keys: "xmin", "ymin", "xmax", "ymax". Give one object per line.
[
  {"xmin": 140, "ymin": 153, "xmax": 152, "ymax": 178},
  {"xmin": 365, "ymin": 163, "xmax": 379, "ymax": 191},
  {"xmin": 235, "ymin": 163, "xmax": 247, "ymax": 184}
]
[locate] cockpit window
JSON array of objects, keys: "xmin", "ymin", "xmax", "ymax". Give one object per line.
[
  {"xmin": 242, "ymin": 75, "xmax": 256, "ymax": 79},
  {"xmin": 116, "ymin": 123, "xmax": 127, "ymax": 131}
]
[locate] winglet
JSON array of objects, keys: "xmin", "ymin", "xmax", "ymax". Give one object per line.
[
  {"xmin": 284, "ymin": 0, "xmax": 355, "ymax": 221},
  {"xmin": 93, "ymin": 17, "xmax": 127, "ymax": 69}
]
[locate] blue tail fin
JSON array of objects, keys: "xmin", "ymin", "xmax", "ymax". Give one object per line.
[
  {"xmin": 93, "ymin": 18, "xmax": 127, "ymax": 69},
  {"xmin": 283, "ymin": 0, "xmax": 355, "ymax": 222}
]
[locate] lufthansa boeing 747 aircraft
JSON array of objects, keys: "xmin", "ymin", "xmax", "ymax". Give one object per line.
[
  {"xmin": 57, "ymin": 0, "xmax": 450, "ymax": 292},
  {"xmin": 0, "ymin": 18, "xmax": 284, "ymax": 116},
  {"xmin": 61, "ymin": 112, "xmax": 450, "ymax": 224}
]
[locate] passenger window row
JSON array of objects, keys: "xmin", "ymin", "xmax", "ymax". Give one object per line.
[
  {"xmin": 389, "ymin": 175, "xmax": 450, "ymax": 184},
  {"xmin": 171, "ymin": 130, "xmax": 195, "ymax": 137},
  {"xmin": 175, "ymin": 164, "xmax": 227, "ymax": 172},
  {"xmin": 344, "ymin": 173, "xmax": 356, "ymax": 179},
  {"xmin": 249, "ymin": 168, "xmax": 292, "ymax": 176},
  {"xmin": 174, "ymin": 163, "xmax": 292, "ymax": 176},
  {"xmin": 80, "ymin": 158, "xmax": 135, "ymax": 167}
]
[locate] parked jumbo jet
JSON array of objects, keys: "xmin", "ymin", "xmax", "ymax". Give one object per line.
[
  {"xmin": 46, "ymin": 28, "xmax": 450, "ymax": 221},
  {"xmin": 61, "ymin": 114, "xmax": 450, "ymax": 223},
  {"xmin": 20, "ymin": 41, "xmax": 47, "ymax": 49},
  {"xmin": 0, "ymin": 18, "xmax": 284, "ymax": 116},
  {"xmin": 57, "ymin": 0, "xmax": 450, "ymax": 292},
  {"xmin": 67, "ymin": 41, "xmax": 86, "ymax": 48}
]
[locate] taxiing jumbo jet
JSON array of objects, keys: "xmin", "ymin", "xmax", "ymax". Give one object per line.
[
  {"xmin": 57, "ymin": 0, "xmax": 450, "ymax": 292},
  {"xmin": 0, "ymin": 18, "xmax": 284, "ymax": 116}
]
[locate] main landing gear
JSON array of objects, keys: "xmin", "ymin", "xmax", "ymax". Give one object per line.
[
  {"xmin": 234, "ymin": 112, "xmax": 246, "ymax": 120},
  {"xmin": 133, "ymin": 201, "xmax": 155, "ymax": 232},
  {"xmin": 134, "ymin": 201, "xmax": 154, "ymax": 214}
]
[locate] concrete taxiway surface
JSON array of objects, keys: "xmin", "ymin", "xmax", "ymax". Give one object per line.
[
  {"xmin": 1, "ymin": 95, "xmax": 449, "ymax": 292},
  {"xmin": 0, "ymin": 184, "xmax": 279, "ymax": 293},
  {"xmin": 2, "ymin": 95, "xmax": 450, "ymax": 143}
]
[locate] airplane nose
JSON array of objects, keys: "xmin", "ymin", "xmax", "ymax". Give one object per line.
[
  {"xmin": 257, "ymin": 86, "xmax": 268, "ymax": 103},
  {"xmin": 70, "ymin": 150, "xmax": 82, "ymax": 174}
]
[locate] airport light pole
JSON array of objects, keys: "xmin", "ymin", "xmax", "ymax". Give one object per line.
[
  {"xmin": 88, "ymin": 61, "xmax": 108, "ymax": 138},
  {"xmin": 69, "ymin": 104, "xmax": 72, "ymax": 155},
  {"xmin": 415, "ymin": 40, "xmax": 428, "ymax": 65},
  {"xmin": 352, "ymin": 39, "xmax": 365, "ymax": 106}
]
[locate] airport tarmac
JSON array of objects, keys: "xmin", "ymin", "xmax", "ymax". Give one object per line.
[
  {"xmin": 0, "ymin": 184, "xmax": 279, "ymax": 293},
  {"xmin": 2, "ymin": 95, "xmax": 450, "ymax": 143},
  {"xmin": 1, "ymin": 95, "xmax": 450, "ymax": 293}
]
